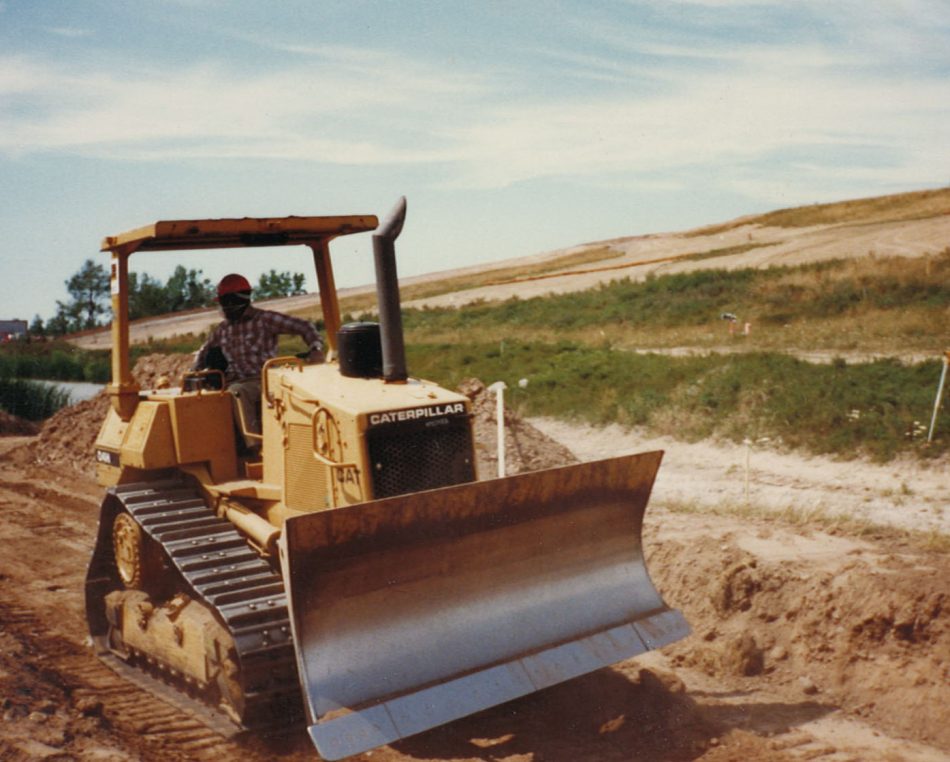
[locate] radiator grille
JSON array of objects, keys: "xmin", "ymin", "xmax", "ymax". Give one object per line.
[
  {"xmin": 286, "ymin": 423, "xmax": 329, "ymax": 511},
  {"xmin": 367, "ymin": 419, "xmax": 475, "ymax": 499}
]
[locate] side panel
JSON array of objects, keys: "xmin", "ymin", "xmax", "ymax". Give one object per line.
[
  {"xmin": 95, "ymin": 407, "xmax": 128, "ymax": 486},
  {"xmin": 120, "ymin": 401, "xmax": 177, "ymax": 470},
  {"xmin": 168, "ymin": 393, "xmax": 238, "ymax": 482}
]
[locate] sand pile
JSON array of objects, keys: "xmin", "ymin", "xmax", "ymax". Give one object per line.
[
  {"xmin": 458, "ymin": 378, "xmax": 578, "ymax": 478},
  {"xmin": 648, "ymin": 524, "xmax": 950, "ymax": 749}
]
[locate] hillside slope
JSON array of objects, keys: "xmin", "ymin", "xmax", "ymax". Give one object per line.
[{"xmin": 70, "ymin": 187, "xmax": 950, "ymax": 348}]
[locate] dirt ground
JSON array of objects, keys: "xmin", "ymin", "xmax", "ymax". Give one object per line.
[{"xmin": 0, "ymin": 358, "xmax": 947, "ymax": 761}]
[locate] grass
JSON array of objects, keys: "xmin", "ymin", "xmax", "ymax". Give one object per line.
[
  {"xmin": 407, "ymin": 340, "xmax": 948, "ymax": 462},
  {"xmin": 55, "ymin": 320, "xmax": 946, "ymax": 463},
  {"xmin": 689, "ymin": 186, "xmax": 950, "ymax": 236},
  {"xmin": 401, "ymin": 248, "xmax": 950, "ymax": 354},
  {"xmin": 683, "ymin": 242, "xmax": 775, "ymax": 263},
  {"xmin": 0, "ymin": 341, "xmax": 111, "ymax": 383},
  {"xmin": 0, "ymin": 378, "xmax": 72, "ymax": 421}
]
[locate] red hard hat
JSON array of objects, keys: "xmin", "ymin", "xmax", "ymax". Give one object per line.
[{"xmin": 216, "ymin": 273, "xmax": 252, "ymax": 298}]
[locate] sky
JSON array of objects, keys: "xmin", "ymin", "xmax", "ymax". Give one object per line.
[{"xmin": 1, "ymin": 0, "xmax": 948, "ymax": 324}]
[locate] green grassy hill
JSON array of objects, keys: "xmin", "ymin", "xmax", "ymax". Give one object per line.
[
  {"xmin": 400, "ymin": 247, "xmax": 950, "ymax": 355},
  {"xmin": 19, "ymin": 187, "xmax": 950, "ymax": 460},
  {"xmin": 396, "ymin": 248, "xmax": 949, "ymax": 462}
]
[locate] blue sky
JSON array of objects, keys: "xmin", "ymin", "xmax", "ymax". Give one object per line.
[{"xmin": 2, "ymin": 0, "xmax": 948, "ymax": 323}]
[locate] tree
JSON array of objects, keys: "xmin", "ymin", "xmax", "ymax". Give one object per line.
[
  {"xmin": 254, "ymin": 269, "xmax": 307, "ymax": 300},
  {"xmin": 128, "ymin": 272, "xmax": 169, "ymax": 321},
  {"xmin": 164, "ymin": 266, "xmax": 215, "ymax": 312},
  {"xmin": 45, "ymin": 310, "xmax": 71, "ymax": 337},
  {"xmin": 127, "ymin": 267, "xmax": 215, "ymax": 320},
  {"xmin": 28, "ymin": 314, "xmax": 46, "ymax": 338},
  {"xmin": 62, "ymin": 259, "xmax": 110, "ymax": 330},
  {"xmin": 46, "ymin": 262, "xmax": 302, "ymax": 332}
]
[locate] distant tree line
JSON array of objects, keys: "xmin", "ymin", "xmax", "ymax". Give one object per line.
[{"xmin": 30, "ymin": 260, "xmax": 308, "ymax": 337}]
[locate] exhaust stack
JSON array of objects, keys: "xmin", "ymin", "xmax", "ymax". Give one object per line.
[{"xmin": 373, "ymin": 197, "xmax": 408, "ymax": 382}]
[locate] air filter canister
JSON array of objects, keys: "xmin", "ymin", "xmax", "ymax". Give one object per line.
[{"xmin": 337, "ymin": 322, "xmax": 384, "ymax": 378}]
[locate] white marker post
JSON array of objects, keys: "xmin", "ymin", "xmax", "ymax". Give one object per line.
[
  {"xmin": 743, "ymin": 438, "xmax": 751, "ymax": 504},
  {"xmin": 927, "ymin": 351, "xmax": 950, "ymax": 443},
  {"xmin": 488, "ymin": 381, "xmax": 508, "ymax": 478}
]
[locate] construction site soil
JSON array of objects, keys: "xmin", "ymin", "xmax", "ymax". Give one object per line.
[{"xmin": 0, "ymin": 355, "xmax": 947, "ymax": 761}]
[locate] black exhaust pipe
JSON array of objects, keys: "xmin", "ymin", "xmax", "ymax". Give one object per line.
[{"xmin": 373, "ymin": 197, "xmax": 408, "ymax": 382}]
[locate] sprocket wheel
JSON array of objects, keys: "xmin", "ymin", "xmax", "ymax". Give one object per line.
[{"xmin": 112, "ymin": 512, "xmax": 147, "ymax": 589}]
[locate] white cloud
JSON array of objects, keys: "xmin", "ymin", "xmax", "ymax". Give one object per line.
[
  {"xmin": 443, "ymin": 63, "xmax": 949, "ymax": 191},
  {"xmin": 0, "ymin": 56, "xmax": 51, "ymax": 94},
  {"xmin": 0, "ymin": 52, "xmax": 480, "ymax": 162},
  {"xmin": 1, "ymin": 23, "xmax": 947, "ymax": 203},
  {"xmin": 43, "ymin": 26, "xmax": 93, "ymax": 38}
]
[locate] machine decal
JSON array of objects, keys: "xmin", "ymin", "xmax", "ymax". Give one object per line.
[
  {"xmin": 95, "ymin": 448, "xmax": 120, "ymax": 466},
  {"xmin": 368, "ymin": 403, "xmax": 465, "ymax": 427}
]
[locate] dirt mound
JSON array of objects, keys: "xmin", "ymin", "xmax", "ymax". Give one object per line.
[
  {"xmin": 128, "ymin": 353, "xmax": 196, "ymax": 390},
  {"xmin": 31, "ymin": 353, "xmax": 194, "ymax": 477},
  {"xmin": 0, "ymin": 411, "xmax": 38, "ymax": 436},
  {"xmin": 29, "ymin": 360, "xmax": 576, "ymax": 481},
  {"xmin": 648, "ymin": 517, "xmax": 950, "ymax": 750},
  {"xmin": 459, "ymin": 378, "xmax": 579, "ymax": 477},
  {"xmin": 33, "ymin": 395, "xmax": 111, "ymax": 476}
]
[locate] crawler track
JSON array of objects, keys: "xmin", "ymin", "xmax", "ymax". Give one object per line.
[{"xmin": 85, "ymin": 478, "xmax": 303, "ymax": 733}]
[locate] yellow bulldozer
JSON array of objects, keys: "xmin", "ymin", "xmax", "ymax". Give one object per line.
[{"xmin": 85, "ymin": 198, "xmax": 688, "ymax": 759}]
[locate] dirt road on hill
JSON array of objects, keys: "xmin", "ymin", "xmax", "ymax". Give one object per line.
[
  {"xmin": 69, "ymin": 213, "xmax": 950, "ymax": 350},
  {"xmin": 531, "ymin": 418, "xmax": 950, "ymax": 536},
  {"xmin": 0, "ymin": 376, "xmax": 947, "ymax": 760},
  {"xmin": 405, "ymin": 215, "xmax": 950, "ymax": 310}
]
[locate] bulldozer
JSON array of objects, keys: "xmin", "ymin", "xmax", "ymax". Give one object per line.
[{"xmin": 85, "ymin": 198, "xmax": 689, "ymax": 760}]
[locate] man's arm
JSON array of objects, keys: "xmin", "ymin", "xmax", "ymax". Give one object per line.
[
  {"xmin": 262, "ymin": 311, "xmax": 324, "ymax": 361},
  {"xmin": 192, "ymin": 324, "xmax": 222, "ymax": 370}
]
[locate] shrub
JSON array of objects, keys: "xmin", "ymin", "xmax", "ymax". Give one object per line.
[{"xmin": 0, "ymin": 378, "xmax": 71, "ymax": 421}]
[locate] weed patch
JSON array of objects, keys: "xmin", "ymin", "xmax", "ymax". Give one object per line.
[
  {"xmin": 403, "ymin": 250, "xmax": 950, "ymax": 355},
  {"xmin": 0, "ymin": 342, "xmax": 110, "ymax": 382},
  {"xmin": 688, "ymin": 187, "xmax": 950, "ymax": 235},
  {"xmin": 0, "ymin": 378, "xmax": 71, "ymax": 421},
  {"xmin": 407, "ymin": 341, "xmax": 948, "ymax": 461}
]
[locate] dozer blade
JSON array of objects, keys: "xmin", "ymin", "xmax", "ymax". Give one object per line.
[{"xmin": 280, "ymin": 451, "xmax": 688, "ymax": 760}]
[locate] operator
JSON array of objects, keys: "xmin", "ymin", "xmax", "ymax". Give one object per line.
[{"xmin": 193, "ymin": 273, "xmax": 325, "ymax": 449}]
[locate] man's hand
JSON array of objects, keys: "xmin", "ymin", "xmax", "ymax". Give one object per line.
[{"xmin": 307, "ymin": 346, "xmax": 325, "ymax": 364}]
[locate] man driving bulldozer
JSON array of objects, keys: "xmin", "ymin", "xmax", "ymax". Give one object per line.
[{"xmin": 193, "ymin": 273, "xmax": 324, "ymax": 449}]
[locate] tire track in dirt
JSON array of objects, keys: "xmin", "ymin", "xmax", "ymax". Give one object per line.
[{"xmin": 0, "ymin": 599, "xmax": 245, "ymax": 761}]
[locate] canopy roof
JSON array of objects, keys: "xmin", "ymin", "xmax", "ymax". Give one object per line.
[{"xmin": 101, "ymin": 215, "xmax": 379, "ymax": 254}]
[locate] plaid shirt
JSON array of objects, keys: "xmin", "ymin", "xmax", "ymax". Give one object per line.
[{"xmin": 193, "ymin": 306, "xmax": 322, "ymax": 381}]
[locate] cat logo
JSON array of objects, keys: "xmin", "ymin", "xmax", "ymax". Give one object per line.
[{"xmin": 335, "ymin": 466, "xmax": 360, "ymax": 485}]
